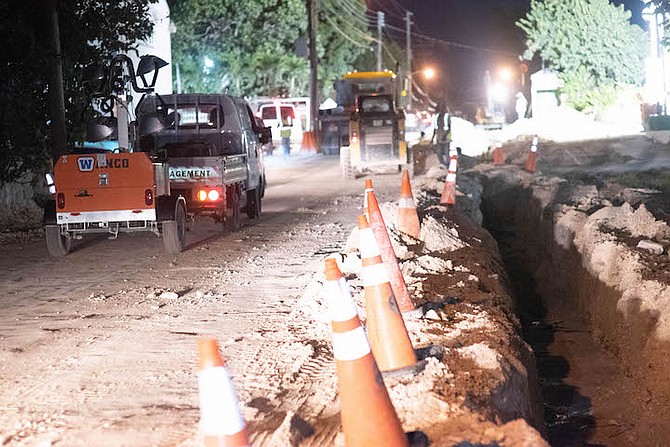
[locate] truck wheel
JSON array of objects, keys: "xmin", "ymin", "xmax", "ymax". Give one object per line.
[
  {"xmin": 340, "ymin": 146, "xmax": 355, "ymax": 179},
  {"xmin": 45, "ymin": 225, "xmax": 72, "ymax": 257},
  {"xmin": 163, "ymin": 202, "xmax": 187, "ymax": 254},
  {"xmin": 225, "ymin": 186, "xmax": 241, "ymax": 231},
  {"xmin": 246, "ymin": 188, "xmax": 261, "ymax": 219}
]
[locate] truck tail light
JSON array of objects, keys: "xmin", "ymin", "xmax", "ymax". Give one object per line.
[
  {"xmin": 57, "ymin": 193, "xmax": 65, "ymax": 209},
  {"xmin": 197, "ymin": 188, "xmax": 223, "ymax": 202},
  {"xmin": 207, "ymin": 189, "xmax": 220, "ymax": 201},
  {"xmin": 144, "ymin": 189, "xmax": 154, "ymax": 206}
]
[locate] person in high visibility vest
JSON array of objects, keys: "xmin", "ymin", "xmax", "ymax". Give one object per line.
[
  {"xmin": 432, "ymin": 100, "xmax": 451, "ymax": 166},
  {"xmin": 280, "ymin": 127, "xmax": 291, "ymax": 156}
]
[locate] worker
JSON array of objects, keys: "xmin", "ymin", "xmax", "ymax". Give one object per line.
[
  {"xmin": 280, "ymin": 126, "xmax": 291, "ymax": 156},
  {"xmin": 433, "ymin": 100, "xmax": 451, "ymax": 166},
  {"xmin": 515, "ymin": 92, "xmax": 528, "ymax": 121}
]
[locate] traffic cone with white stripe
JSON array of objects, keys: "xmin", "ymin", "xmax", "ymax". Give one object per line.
[
  {"xmin": 363, "ymin": 179, "xmax": 374, "ymax": 221},
  {"xmin": 323, "ymin": 258, "xmax": 408, "ymax": 447},
  {"xmin": 358, "ymin": 215, "xmax": 417, "ymax": 372},
  {"xmin": 366, "ymin": 190, "xmax": 416, "ymax": 313},
  {"xmin": 397, "ymin": 169, "xmax": 421, "ymax": 239},
  {"xmin": 440, "ymin": 149, "xmax": 458, "ymax": 206},
  {"xmin": 197, "ymin": 338, "xmax": 250, "ymax": 447},
  {"xmin": 524, "ymin": 136, "xmax": 538, "ymax": 173}
]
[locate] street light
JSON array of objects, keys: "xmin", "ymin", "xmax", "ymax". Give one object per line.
[{"xmin": 421, "ymin": 67, "xmax": 436, "ymax": 80}]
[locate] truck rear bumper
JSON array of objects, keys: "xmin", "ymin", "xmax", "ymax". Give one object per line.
[
  {"xmin": 56, "ymin": 209, "xmax": 160, "ymax": 235},
  {"xmin": 57, "ymin": 209, "xmax": 156, "ymax": 224}
]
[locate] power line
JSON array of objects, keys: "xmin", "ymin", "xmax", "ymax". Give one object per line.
[
  {"xmin": 384, "ymin": 23, "xmax": 518, "ymax": 56},
  {"xmin": 321, "ymin": 0, "xmax": 371, "ymax": 28},
  {"xmin": 323, "ymin": 15, "xmax": 374, "ymax": 48}
]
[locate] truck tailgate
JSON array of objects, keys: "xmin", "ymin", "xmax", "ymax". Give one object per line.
[{"xmin": 168, "ymin": 155, "xmax": 247, "ymax": 186}]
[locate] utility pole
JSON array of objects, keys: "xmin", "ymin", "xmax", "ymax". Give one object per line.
[
  {"xmin": 377, "ymin": 11, "xmax": 385, "ymax": 72},
  {"xmin": 405, "ymin": 11, "xmax": 413, "ymax": 111},
  {"xmin": 45, "ymin": 0, "xmax": 67, "ymax": 160},
  {"xmin": 307, "ymin": 0, "xmax": 318, "ymax": 143}
]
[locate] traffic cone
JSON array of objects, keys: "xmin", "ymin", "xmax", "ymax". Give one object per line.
[
  {"xmin": 492, "ymin": 142, "xmax": 504, "ymax": 165},
  {"xmin": 197, "ymin": 338, "xmax": 250, "ymax": 447},
  {"xmin": 524, "ymin": 136, "xmax": 538, "ymax": 173},
  {"xmin": 363, "ymin": 179, "xmax": 373, "ymax": 220},
  {"xmin": 440, "ymin": 153, "xmax": 458, "ymax": 206},
  {"xmin": 301, "ymin": 131, "xmax": 319, "ymax": 153},
  {"xmin": 366, "ymin": 190, "xmax": 416, "ymax": 313},
  {"xmin": 323, "ymin": 258, "xmax": 409, "ymax": 447},
  {"xmin": 397, "ymin": 170, "xmax": 420, "ymax": 239},
  {"xmin": 358, "ymin": 215, "xmax": 417, "ymax": 372}
]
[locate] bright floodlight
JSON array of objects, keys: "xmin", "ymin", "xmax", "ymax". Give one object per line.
[{"xmin": 498, "ymin": 67, "xmax": 512, "ymax": 82}]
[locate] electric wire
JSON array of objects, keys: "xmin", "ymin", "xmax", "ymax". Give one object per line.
[{"xmin": 323, "ymin": 14, "xmax": 374, "ymax": 48}]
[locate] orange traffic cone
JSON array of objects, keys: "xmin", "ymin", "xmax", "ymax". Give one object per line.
[
  {"xmin": 524, "ymin": 136, "xmax": 538, "ymax": 173},
  {"xmin": 492, "ymin": 142, "xmax": 504, "ymax": 165},
  {"xmin": 197, "ymin": 339, "xmax": 250, "ymax": 447},
  {"xmin": 301, "ymin": 131, "xmax": 319, "ymax": 153},
  {"xmin": 440, "ymin": 153, "xmax": 458, "ymax": 206},
  {"xmin": 366, "ymin": 190, "xmax": 416, "ymax": 313},
  {"xmin": 358, "ymin": 215, "xmax": 417, "ymax": 372},
  {"xmin": 323, "ymin": 258, "xmax": 409, "ymax": 447},
  {"xmin": 397, "ymin": 170, "xmax": 420, "ymax": 239},
  {"xmin": 363, "ymin": 179, "xmax": 374, "ymax": 220}
]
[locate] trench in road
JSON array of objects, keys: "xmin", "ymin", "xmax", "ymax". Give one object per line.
[{"xmin": 481, "ymin": 175, "xmax": 664, "ymax": 447}]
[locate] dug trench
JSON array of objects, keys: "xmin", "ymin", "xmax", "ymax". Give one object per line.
[{"xmin": 477, "ymin": 165, "xmax": 670, "ymax": 446}]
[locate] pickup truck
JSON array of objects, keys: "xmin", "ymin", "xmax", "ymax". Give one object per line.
[{"xmin": 44, "ymin": 93, "xmax": 269, "ymax": 256}]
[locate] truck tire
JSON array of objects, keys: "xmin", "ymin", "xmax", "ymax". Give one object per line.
[
  {"xmin": 246, "ymin": 188, "xmax": 261, "ymax": 219},
  {"xmin": 340, "ymin": 146, "xmax": 355, "ymax": 179},
  {"xmin": 163, "ymin": 202, "xmax": 187, "ymax": 254},
  {"xmin": 225, "ymin": 186, "xmax": 241, "ymax": 232},
  {"xmin": 45, "ymin": 225, "xmax": 72, "ymax": 257}
]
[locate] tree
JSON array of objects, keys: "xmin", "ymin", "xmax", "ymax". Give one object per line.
[
  {"xmin": 0, "ymin": 0, "xmax": 156, "ymax": 184},
  {"xmin": 169, "ymin": 0, "xmax": 371, "ymax": 99},
  {"xmin": 517, "ymin": 0, "xmax": 646, "ymax": 112}
]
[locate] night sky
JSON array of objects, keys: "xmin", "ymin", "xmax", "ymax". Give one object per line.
[{"xmin": 370, "ymin": 0, "xmax": 647, "ymax": 109}]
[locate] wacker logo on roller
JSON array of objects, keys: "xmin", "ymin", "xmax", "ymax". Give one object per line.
[
  {"xmin": 77, "ymin": 157, "xmax": 95, "ymax": 172},
  {"xmin": 77, "ymin": 157, "xmax": 129, "ymax": 171}
]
